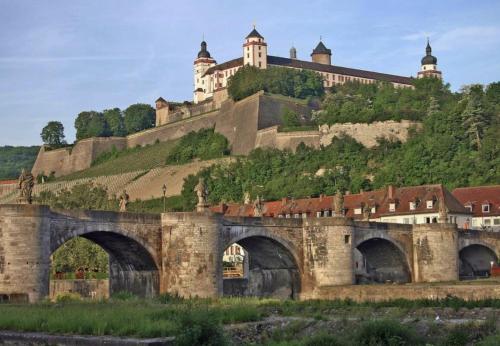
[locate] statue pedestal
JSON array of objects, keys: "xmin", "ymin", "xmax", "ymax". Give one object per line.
[{"xmin": 197, "ymin": 203, "xmax": 209, "ymax": 212}]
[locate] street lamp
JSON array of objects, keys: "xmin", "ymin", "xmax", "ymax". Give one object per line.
[{"xmin": 162, "ymin": 184, "xmax": 167, "ymax": 212}]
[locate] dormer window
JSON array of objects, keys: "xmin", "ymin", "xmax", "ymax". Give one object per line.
[
  {"xmin": 409, "ymin": 202, "xmax": 416, "ymax": 210},
  {"xmin": 482, "ymin": 204, "xmax": 490, "ymax": 213},
  {"xmin": 354, "ymin": 208, "xmax": 362, "ymax": 215},
  {"xmin": 389, "ymin": 203, "xmax": 396, "ymax": 212},
  {"xmin": 371, "ymin": 206, "xmax": 376, "ymax": 213},
  {"xmin": 465, "ymin": 204, "xmax": 473, "ymax": 212},
  {"xmin": 426, "ymin": 200, "xmax": 434, "ymax": 209}
]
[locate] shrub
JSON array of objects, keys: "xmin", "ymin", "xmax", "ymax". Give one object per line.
[
  {"xmin": 175, "ymin": 310, "xmax": 228, "ymax": 346},
  {"xmin": 165, "ymin": 128, "xmax": 230, "ymax": 165},
  {"xmin": 302, "ymin": 332, "xmax": 342, "ymax": 346},
  {"xmin": 354, "ymin": 319, "xmax": 423, "ymax": 346},
  {"xmin": 111, "ymin": 291, "xmax": 137, "ymax": 301},
  {"xmin": 55, "ymin": 293, "xmax": 82, "ymax": 303}
]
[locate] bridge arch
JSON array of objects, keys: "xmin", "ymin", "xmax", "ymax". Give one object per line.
[
  {"xmin": 222, "ymin": 229, "xmax": 301, "ymax": 299},
  {"xmin": 458, "ymin": 242, "xmax": 498, "ymax": 279},
  {"xmin": 354, "ymin": 236, "xmax": 412, "ymax": 284},
  {"xmin": 50, "ymin": 226, "xmax": 160, "ymax": 298}
]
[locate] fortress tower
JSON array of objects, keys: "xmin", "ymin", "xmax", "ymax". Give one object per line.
[
  {"xmin": 311, "ymin": 40, "xmax": 332, "ymax": 65},
  {"xmin": 194, "ymin": 40, "xmax": 217, "ymax": 103},
  {"xmin": 243, "ymin": 26, "xmax": 268, "ymax": 68},
  {"xmin": 417, "ymin": 39, "xmax": 442, "ymax": 79}
]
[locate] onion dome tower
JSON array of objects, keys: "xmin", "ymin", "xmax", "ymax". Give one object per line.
[
  {"xmin": 243, "ymin": 26, "xmax": 268, "ymax": 69},
  {"xmin": 311, "ymin": 40, "xmax": 332, "ymax": 65},
  {"xmin": 417, "ymin": 39, "xmax": 442, "ymax": 79},
  {"xmin": 193, "ymin": 40, "xmax": 216, "ymax": 103}
]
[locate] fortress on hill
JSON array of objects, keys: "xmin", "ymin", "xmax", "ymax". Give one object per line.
[{"xmin": 31, "ymin": 28, "xmax": 439, "ymax": 178}]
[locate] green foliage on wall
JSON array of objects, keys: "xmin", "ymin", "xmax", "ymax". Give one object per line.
[
  {"xmin": 165, "ymin": 128, "xmax": 230, "ymax": 165},
  {"xmin": 180, "ymin": 79, "xmax": 500, "ymax": 206},
  {"xmin": 228, "ymin": 65, "xmax": 324, "ymax": 101},
  {"xmin": 0, "ymin": 146, "xmax": 40, "ymax": 180}
]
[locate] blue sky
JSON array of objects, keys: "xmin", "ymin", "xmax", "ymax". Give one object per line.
[{"xmin": 1, "ymin": 0, "xmax": 499, "ymax": 146}]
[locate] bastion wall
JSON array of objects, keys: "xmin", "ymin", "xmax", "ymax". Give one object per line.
[{"xmin": 31, "ymin": 92, "xmax": 419, "ymax": 177}]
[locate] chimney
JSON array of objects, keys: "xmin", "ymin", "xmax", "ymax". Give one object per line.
[
  {"xmin": 281, "ymin": 197, "xmax": 289, "ymax": 206},
  {"xmin": 388, "ymin": 185, "xmax": 395, "ymax": 199}
]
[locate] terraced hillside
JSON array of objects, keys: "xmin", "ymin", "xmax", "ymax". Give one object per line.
[
  {"xmin": 58, "ymin": 140, "xmax": 179, "ymax": 181},
  {"xmin": 0, "ymin": 159, "xmax": 231, "ymax": 204}
]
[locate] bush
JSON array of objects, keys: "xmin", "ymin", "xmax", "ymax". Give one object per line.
[
  {"xmin": 302, "ymin": 332, "xmax": 342, "ymax": 346},
  {"xmin": 111, "ymin": 291, "xmax": 137, "ymax": 301},
  {"xmin": 55, "ymin": 293, "xmax": 82, "ymax": 303},
  {"xmin": 354, "ymin": 319, "xmax": 423, "ymax": 346},
  {"xmin": 165, "ymin": 128, "xmax": 230, "ymax": 165},
  {"xmin": 175, "ymin": 310, "xmax": 228, "ymax": 346}
]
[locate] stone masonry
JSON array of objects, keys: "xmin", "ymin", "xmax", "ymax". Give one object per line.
[{"xmin": 0, "ymin": 204, "xmax": 498, "ymax": 302}]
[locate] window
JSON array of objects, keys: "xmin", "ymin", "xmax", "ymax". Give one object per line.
[
  {"xmin": 409, "ymin": 202, "xmax": 416, "ymax": 210},
  {"xmin": 344, "ymin": 235, "xmax": 350, "ymax": 244},
  {"xmin": 426, "ymin": 200, "xmax": 433, "ymax": 209},
  {"xmin": 278, "ymin": 214, "xmax": 284, "ymax": 218},
  {"xmin": 247, "ymin": 54, "xmax": 249, "ymax": 58},
  {"xmin": 302, "ymin": 213, "xmax": 307, "ymax": 219},
  {"xmin": 324, "ymin": 210, "xmax": 330, "ymax": 217},
  {"xmin": 389, "ymin": 203, "xmax": 396, "ymax": 212},
  {"xmin": 465, "ymin": 204, "xmax": 472, "ymax": 212},
  {"xmin": 285, "ymin": 214, "xmax": 290, "ymax": 219},
  {"xmin": 432, "ymin": 217, "xmax": 437, "ymax": 223},
  {"xmin": 316, "ymin": 211, "xmax": 322, "ymax": 218},
  {"xmin": 482, "ymin": 204, "xmax": 490, "ymax": 213},
  {"xmin": 354, "ymin": 208, "xmax": 362, "ymax": 215},
  {"xmin": 258, "ymin": 46, "xmax": 261, "ymax": 50},
  {"xmin": 371, "ymin": 206, "xmax": 376, "ymax": 213},
  {"xmin": 258, "ymin": 52, "xmax": 261, "ymax": 58},
  {"xmin": 258, "ymin": 62, "xmax": 262, "ymax": 67},
  {"xmin": 294, "ymin": 213, "xmax": 300, "ymax": 218},
  {"xmin": 484, "ymin": 219, "xmax": 491, "ymax": 225},
  {"xmin": 494, "ymin": 219, "xmax": 500, "ymax": 225}
]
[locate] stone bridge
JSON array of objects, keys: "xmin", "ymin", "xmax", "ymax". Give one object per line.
[{"xmin": 0, "ymin": 204, "xmax": 499, "ymax": 302}]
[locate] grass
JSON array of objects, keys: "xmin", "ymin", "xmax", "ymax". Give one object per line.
[
  {"xmin": 0, "ymin": 296, "xmax": 498, "ymax": 343},
  {"xmin": 57, "ymin": 140, "xmax": 178, "ymax": 181}
]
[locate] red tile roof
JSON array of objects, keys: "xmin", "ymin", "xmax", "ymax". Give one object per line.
[
  {"xmin": 212, "ymin": 184, "xmax": 469, "ymax": 219},
  {"xmin": 452, "ymin": 185, "xmax": 500, "ymax": 217},
  {"xmin": 0, "ymin": 180, "xmax": 17, "ymax": 185}
]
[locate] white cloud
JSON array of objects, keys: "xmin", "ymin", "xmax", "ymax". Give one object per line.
[
  {"xmin": 434, "ymin": 25, "xmax": 500, "ymax": 51},
  {"xmin": 402, "ymin": 31, "xmax": 435, "ymax": 41}
]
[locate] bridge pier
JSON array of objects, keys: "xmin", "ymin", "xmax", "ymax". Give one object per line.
[
  {"xmin": 412, "ymin": 224, "xmax": 459, "ymax": 282},
  {"xmin": 0, "ymin": 205, "xmax": 51, "ymax": 302},
  {"xmin": 161, "ymin": 212, "xmax": 222, "ymax": 298},
  {"xmin": 303, "ymin": 218, "xmax": 355, "ymax": 292}
]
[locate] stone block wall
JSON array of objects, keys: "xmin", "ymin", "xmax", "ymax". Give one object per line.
[
  {"xmin": 50, "ymin": 279, "xmax": 109, "ymax": 300},
  {"xmin": 412, "ymin": 223, "xmax": 459, "ymax": 282}
]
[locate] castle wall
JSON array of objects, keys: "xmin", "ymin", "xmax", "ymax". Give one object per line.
[
  {"xmin": 31, "ymin": 137, "xmax": 127, "ymax": 178},
  {"xmin": 30, "ymin": 92, "xmax": 421, "ymax": 178},
  {"xmin": 319, "ymin": 120, "xmax": 420, "ymax": 148}
]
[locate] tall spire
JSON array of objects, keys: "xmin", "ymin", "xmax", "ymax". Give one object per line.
[{"xmin": 426, "ymin": 37, "xmax": 432, "ymax": 55}]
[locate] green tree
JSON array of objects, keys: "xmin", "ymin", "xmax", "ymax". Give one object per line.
[
  {"xmin": 75, "ymin": 111, "xmax": 107, "ymax": 140},
  {"xmin": 282, "ymin": 108, "xmax": 301, "ymax": 127},
  {"xmin": 124, "ymin": 104, "xmax": 155, "ymax": 134},
  {"xmin": 103, "ymin": 108, "xmax": 126, "ymax": 137},
  {"xmin": 52, "ymin": 237, "xmax": 108, "ymax": 275},
  {"xmin": 40, "ymin": 121, "xmax": 66, "ymax": 147},
  {"xmin": 462, "ymin": 94, "xmax": 488, "ymax": 150}
]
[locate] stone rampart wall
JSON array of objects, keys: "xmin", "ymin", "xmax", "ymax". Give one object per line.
[
  {"xmin": 319, "ymin": 120, "xmax": 421, "ymax": 148},
  {"xmin": 30, "ymin": 93, "xmax": 421, "ymax": 178}
]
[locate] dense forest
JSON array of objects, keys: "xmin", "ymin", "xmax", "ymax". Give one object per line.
[{"xmin": 0, "ymin": 146, "xmax": 40, "ymax": 180}]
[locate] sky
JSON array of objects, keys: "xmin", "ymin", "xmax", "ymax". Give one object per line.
[{"xmin": 0, "ymin": 0, "xmax": 499, "ymax": 146}]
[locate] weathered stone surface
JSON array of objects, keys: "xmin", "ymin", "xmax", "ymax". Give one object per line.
[{"xmin": 0, "ymin": 204, "xmax": 498, "ymax": 302}]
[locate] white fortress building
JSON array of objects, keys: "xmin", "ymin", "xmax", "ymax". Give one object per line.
[{"xmin": 193, "ymin": 27, "xmax": 442, "ymax": 103}]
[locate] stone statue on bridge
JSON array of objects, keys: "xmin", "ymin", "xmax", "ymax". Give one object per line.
[
  {"xmin": 333, "ymin": 190, "xmax": 344, "ymax": 217},
  {"xmin": 253, "ymin": 195, "xmax": 264, "ymax": 217},
  {"xmin": 195, "ymin": 177, "xmax": 208, "ymax": 212},
  {"xmin": 119, "ymin": 190, "xmax": 130, "ymax": 212},
  {"xmin": 18, "ymin": 169, "xmax": 35, "ymax": 204}
]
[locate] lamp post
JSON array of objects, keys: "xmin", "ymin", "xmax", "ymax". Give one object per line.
[{"xmin": 162, "ymin": 184, "xmax": 167, "ymax": 212}]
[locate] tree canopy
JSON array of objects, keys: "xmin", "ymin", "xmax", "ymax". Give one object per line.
[
  {"xmin": 124, "ymin": 104, "xmax": 156, "ymax": 134},
  {"xmin": 228, "ymin": 65, "xmax": 324, "ymax": 101},
  {"xmin": 41, "ymin": 121, "xmax": 66, "ymax": 147}
]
